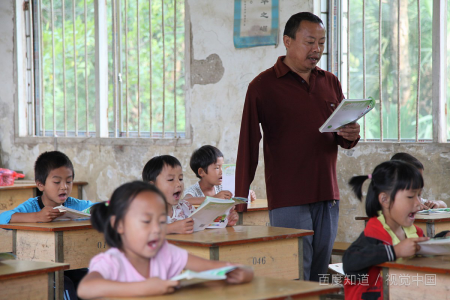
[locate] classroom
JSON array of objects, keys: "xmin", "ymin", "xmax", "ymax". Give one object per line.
[{"xmin": 1, "ymin": 0, "xmax": 450, "ymax": 299}]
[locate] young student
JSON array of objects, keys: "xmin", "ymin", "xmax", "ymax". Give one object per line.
[
  {"xmin": 0, "ymin": 150, "xmax": 95, "ymax": 224},
  {"xmin": 391, "ymin": 152, "xmax": 447, "ymax": 209},
  {"xmin": 184, "ymin": 145, "xmax": 256, "ymax": 206},
  {"xmin": 142, "ymin": 155, "xmax": 238, "ymax": 234},
  {"xmin": 343, "ymin": 160, "xmax": 429, "ymax": 300},
  {"xmin": 77, "ymin": 181, "xmax": 253, "ymax": 299}
]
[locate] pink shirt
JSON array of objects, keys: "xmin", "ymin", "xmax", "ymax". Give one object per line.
[{"xmin": 88, "ymin": 241, "xmax": 188, "ymax": 281}]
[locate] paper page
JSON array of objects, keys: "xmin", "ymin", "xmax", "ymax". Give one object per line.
[
  {"xmin": 170, "ymin": 266, "xmax": 237, "ymax": 287},
  {"xmin": 319, "ymin": 98, "xmax": 375, "ymax": 132},
  {"xmin": 206, "ymin": 207, "xmax": 232, "ymax": 229},
  {"xmin": 222, "ymin": 164, "xmax": 236, "ymax": 196},
  {"xmin": 53, "ymin": 205, "xmax": 91, "ymax": 221},
  {"xmin": 189, "ymin": 198, "xmax": 235, "ymax": 231},
  {"xmin": 417, "ymin": 237, "xmax": 450, "ymax": 255}
]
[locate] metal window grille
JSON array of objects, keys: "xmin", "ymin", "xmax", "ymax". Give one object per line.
[
  {"xmin": 29, "ymin": 0, "xmax": 185, "ymax": 138},
  {"xmin": 339, "ymin": 0, "xmax": 432, "ymax": 142}
]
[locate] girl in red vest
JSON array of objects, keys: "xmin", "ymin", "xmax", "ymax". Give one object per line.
[{"xmin": 343, "ymin": 160, "xmax": 429, "ymax": 300}]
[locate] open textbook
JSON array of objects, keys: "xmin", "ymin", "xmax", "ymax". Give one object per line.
[
  {"xmin": 417, "ymin": 208, "xmax": 450, "ymax": 215},
  {"xmin": 170, "ymin": 266, "xmax": 237, "ymax": 287},
  {"xmin": 189, "ymin": 197, "xmax": 248, "ymax": 232},
  {"xmin": 417, "ymin": 237, "xmax": 450, "ymax": 255},
  {"xmin": 319, "ymin": 98, "xmax": 376, "ymax": 133},
  {"xmin": 53, "ymin": 205, "xmax": 91, "ymax": 221}
]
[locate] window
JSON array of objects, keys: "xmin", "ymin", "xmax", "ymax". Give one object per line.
[
  {"xmin": 26, "ymin": 0, "xmax": 186, "ymax": 138},
  {"xmin": 339, "ymin": 0, "xmax": 434, "ymax": 142}
]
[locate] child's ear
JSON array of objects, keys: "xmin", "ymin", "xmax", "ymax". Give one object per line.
[
  {"xmin": 36, "ymin": 181, "xmax": 45, "ymax": 191},
  {"xmin": 149, "ymin": 180, "xmax": 154, "ymax": 185},
  {"xmin": 198, "ymin": 168, "xmax": 206, "ymax": 178},
  {"xmin": 110, "ymin": 215, "xmax": 124, "ymax": 234},
  {"xmin": 378, "ymin": 192, "xmax": 390, "ymax": 208}
]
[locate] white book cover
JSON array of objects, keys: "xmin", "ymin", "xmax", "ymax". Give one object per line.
[
  {"xmin": 417, "ymin": 237, "xmax": 450, "ymax": 255},
  {"xmin": 319, "ymin": 98, "xmax": 375, "ymax": 133},
  {"xmin": 221, "ymin": 164, "xmax": 236, "ymax": 196},
  {"xmin": 189, "ymin": 197, "xmax": 247, "ymax": 232},
  {"xmin": 53, "ymin": 205, "xmax": 91, "ymax": 221}
]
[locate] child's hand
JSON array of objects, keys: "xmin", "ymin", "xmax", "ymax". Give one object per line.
[
  {"xmin": 215, "ymin": 190, "xmax": 232, "ymax": 199},
  {"xmin": 226, "ymin": 266, "xmax": 254, "ymax": 284},
  {"xmin": 393, "ymin": 237, "xmax": 429, "ymax": 258},
  {"xmin": 143, "ymin": 278, "xmax": 179, "ymax": 295},
  {"xmin": 171, "ymin": 218, "xmax": 194, "ymax": 234},
  {"xmin": 423, "ymin": 200, "xmax": 437, "ymax": 209},
  {"xmin": 227, "ymin": 207, "xmax": 239, "ymax": 227},
  {"xmin": 249, "ymin": 190, "xmax": 256, "ymax": 202},
  {"xmin": 36, "ymin": 207, "xmax": 65, "ymax": 222}
]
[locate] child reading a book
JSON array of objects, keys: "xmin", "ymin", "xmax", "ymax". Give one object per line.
[
  {"xmin": 184, "ymin": 145, "xmax": 256, "ymax": 205},
  {"xmin": 391, "ymin": 152, "xmax": 447, "ymax": 209},
  {"xmin": 343, "ymin": 160, "xmax": 429, "ymax": 299},
  {"xmin": 0, "ymin": 150, "xmax": 94, "ymax": 224},
  {"xmin": 142, "ymin": 155, "xmax": 238, "ymax": 234},
  {"xmin": 77, "ymin": 181, "xmax": 253, "ymax": 299}
]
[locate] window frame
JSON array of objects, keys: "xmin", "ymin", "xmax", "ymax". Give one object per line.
[{"xmin": 15, "ymin": 0, "xmax": 191, "ymax": 144}]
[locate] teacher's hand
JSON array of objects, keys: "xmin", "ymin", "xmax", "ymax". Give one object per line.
[{"xmin": 337, "ymin": 122, "xmax": 360, "ymax": 141}]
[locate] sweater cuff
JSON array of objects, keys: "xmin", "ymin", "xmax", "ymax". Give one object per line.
[{"xmin": 385, "ymin": 244, "xmax": 396, "ymax": 261}]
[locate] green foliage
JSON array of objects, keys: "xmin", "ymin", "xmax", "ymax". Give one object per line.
[{"xmin": 39, "ymin": 0, "xmax": 185, "ymax": 136}]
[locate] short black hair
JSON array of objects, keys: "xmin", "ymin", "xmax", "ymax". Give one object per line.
[
  {"xmin": 190, "ymin": 145, "xmax": 224, "ymax": 179},
  {"xmin": 90, "ymin": 181, "xmax": 168, "ymax": 249},
  {"xmin": 390, "ymin": 152, "xmax": 424, "ymax": 171},
  {"xmin": 283, "ymin": 12, "xmax": 324, "ymax": 39},
  {"xmin": 142, "ymin": 155, "xmax": 182, "ymax": 182},
  {"xmin": 349, "ymin": 160, "xmax": 424, "ymax": 218},
  {"xmin": 34, "ymin": 151, "xmax": 75, "ymax": 185}
]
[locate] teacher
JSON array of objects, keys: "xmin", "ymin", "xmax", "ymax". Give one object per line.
[{"xmin": 235, "ymin": 12, "xmax": 360, "ymax": 281}]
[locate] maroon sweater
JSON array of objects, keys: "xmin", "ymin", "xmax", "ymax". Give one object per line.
[{"xmin": 235, "ymin": 56, "xmax": 359, "ymax": 211}]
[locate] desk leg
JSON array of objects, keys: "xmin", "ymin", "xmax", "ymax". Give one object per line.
[
  {"xmin": 237, "ymin": 212, "xmax": 243, "ymax": 225},
  {"xmin": 48, "ymin": 272, "xmax": 55, "ymax": 300},
  {"xmin": 12, "ymin": 229, "xmax": 17, "ymax": 254},
  {"xmin": 382, "ymin": 267, "xmax": 389, "ymax": 300},
  {"xmin": 55, "ymin": 231, "xmax": 64, "ymax": 299},
  {"xmin": 298, "ymin": 237, "xmax": 303, "ymax": 280},
  {"xmin": 209, "ymin": 246, "xmax": 219, "ymax": 261},
  {"xmin": 426, "ymin": 223, "xmax": 434, "ymax": 237}
]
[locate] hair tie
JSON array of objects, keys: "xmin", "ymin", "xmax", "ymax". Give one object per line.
[
  {"xmin": 105, "ymin": 200, "xmax": 110, "ymax": 207},
  {"xmin": 368, "ymin": 174, "xmax": 372, "ymax": 179}
]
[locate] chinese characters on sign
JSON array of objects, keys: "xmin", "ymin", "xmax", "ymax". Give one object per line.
[
  {"xmin": 234, "ymin": 0, "xmax": 279, "ymax": 48},
  {"xmin": 319, "ymin": 273, "xmax": 437, "ymax": 287}
]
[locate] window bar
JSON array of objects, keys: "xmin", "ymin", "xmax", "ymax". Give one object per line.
[
  {"xmin": 125, "ymin": 0, "xmax": 129, "ymax": 137},
  {"xmin": 346, "ymin": 0, "xmax": 350, "ymax": 99},
  {"xmin": 26, "ymin": 0, "xmax": 35, "ymax": 136},
  {"xmin": 397, "ymin": 0, "xmax": 401, "ymax": 142},
  {"xmin": 112, "ymin": 0, "xmax": 119, "ymax": 137},
  {"xmin": 415, "ymin": 0, "xmax": 421, "ymax": 142},
  {"xmin": 51, "ymin": 0, "xmax": 56, "ymax": 136},
  {"xmin": 379, "ymin": 0, "xmax": 383, "ymax": 142},
  {"xmin": 362, "ymin": 0, "xmax": 366, "ymax": 141},
  {"xmin": 63, "ymin": 0, "xmax": 67, "ymax": 136},
  {"xmin": 117, "ymin": 0, "xmax": 123, "ymax": 136},
  {"xmin": 137, "ymin": 0, "xmax": 141, "ymax": 137},
  {"xmin": 39, "ymin": 0, "xmax": 45, "ymax": 136},
  {"xmin": 73, "ymin": 0, "xmax": 78, "ymax": 136},
  {"xmin": 173, "ymin": 0, "xmax": 177, "ymax": 138},
  {"xmin": 149, "ymin": 0, "xmax": 153, "ymax": 137},
  {"xmin": 84, "ymin": 0, "xmax": 89, "ymax": 137},
  {"xmin": 162, "ymin": 0, "xmax": 165, "ymax": 137}
]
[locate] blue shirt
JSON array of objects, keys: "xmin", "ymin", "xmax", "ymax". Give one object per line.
[{"xmin": 0, "ymin": 197, "xmax": 95, "ymax": 224}]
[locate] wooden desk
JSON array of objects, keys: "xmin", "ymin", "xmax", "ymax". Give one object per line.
[
  {"xmin": 355, "ymin": 214, "xmax": 450, "ymax": 237},
  {"xmin": 99, "ymin": 276, "xmax": 340, "ymax": 300},
  {"xmin": 379, "ymin": 255, "xmax": 450, "ymax": 299},
  {"xmin": 237, "ymin": 199, "xmax": 270, "ymax": 226},
  {"xmin": 0, "ymin": 220, "xmax": 106, "ymax": 298},
  {"xmin": 0, "ymin": 259, "xmax": 69, "ymax": 300},
  {"xmin": 167, "ymin": 225, "xmax": 313, "ymax": 280},
  {"xmin": 0, "ymin": 181, "xmax": 88, "ymax": 252}
]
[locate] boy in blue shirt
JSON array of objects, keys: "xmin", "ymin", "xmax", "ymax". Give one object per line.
[{"xmin": 0, "ymin": 150, "xmax": 94, "ymax": 224}]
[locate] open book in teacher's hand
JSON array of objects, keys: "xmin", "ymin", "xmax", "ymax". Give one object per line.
[
  {"xmin": 189, "ymin": 197, "xmax": 248, "ymax": 232},
  {"xmin": 319, "ymin": 98, "xmax": 376, "ymax": 133},
  {"xmin": 170, "ymin": 266, "xmax": 238, "ymax": 287}
]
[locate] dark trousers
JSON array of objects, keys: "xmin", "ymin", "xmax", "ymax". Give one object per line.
[{"xmin": 269, "ymin": 200, "xmax": 339, "ymax": 281}]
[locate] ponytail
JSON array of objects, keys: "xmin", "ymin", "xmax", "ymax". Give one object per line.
[{"xmin": 348, "ymin": 175, "xmax": 370, "ymax": 201}]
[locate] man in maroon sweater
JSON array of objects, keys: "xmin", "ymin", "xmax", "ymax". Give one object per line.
[{"xmin": 235, "ymin": 12, "xmax": 360, "ymax": 281}]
